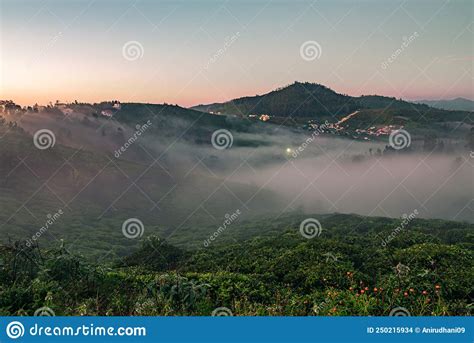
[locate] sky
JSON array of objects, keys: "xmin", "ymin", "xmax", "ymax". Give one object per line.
[{"xmin": 1, "ymin": 0, "xmax": 473, "ymax": 107}]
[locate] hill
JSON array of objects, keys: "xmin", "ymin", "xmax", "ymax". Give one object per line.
[
  {"xmin": 414, "ymin": 98, "xmax": 474, "ymax": 112},
  {"xmin": 192, "ymin": 82, "xmax": 359, "ymax": 121},
  {"xmin": 192, "ymin": 82, "xmax": 472, "ymax": 127},
  {"xmin": 0, "ymin": 213, "xmax": 472, "ymax": 316}
]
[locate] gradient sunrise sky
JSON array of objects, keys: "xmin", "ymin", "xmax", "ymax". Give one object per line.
[{"xmin": 1, "ymin": 0, "xmax": 473, "ymax": 107}]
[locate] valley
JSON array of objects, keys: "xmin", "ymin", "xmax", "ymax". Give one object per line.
[{"xmin": 0, "ymin": 82, "xmax": 472, "ymax": 316}]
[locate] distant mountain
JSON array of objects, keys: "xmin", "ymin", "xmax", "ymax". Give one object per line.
[
  {"xmin": 414, "ymin": 98, "xmax": 474, "ymax": 112},
  {"xmin": 191, "ymin": 82, "xmax": 472, "ymax": 127}
]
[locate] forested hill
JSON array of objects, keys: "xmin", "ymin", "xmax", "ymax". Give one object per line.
[
  {"xmin": 192, "ymin": 82, "xmax": 472, "ymax": 124},
  {"xmin": 193, "ymin": 82, "xmax": 359, "ymax": 119}
]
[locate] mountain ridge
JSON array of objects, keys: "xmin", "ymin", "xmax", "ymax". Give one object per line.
[
  {"xmin": 413, "ymin": 97, "xmax": 474, "ymax": 111},
  {"xmin": 191, "ymin": 81, "xmax": 472, "ymax": 126}
]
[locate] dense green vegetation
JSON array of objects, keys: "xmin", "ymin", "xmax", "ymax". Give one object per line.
[{"xmin": 1, "ymin": 213, "xmax": 472, "ymax": 316}]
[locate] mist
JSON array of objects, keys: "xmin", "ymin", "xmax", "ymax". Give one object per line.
[{"xmin": 6, "ymin": 107, "xmax": 473, "ymax": 224}]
